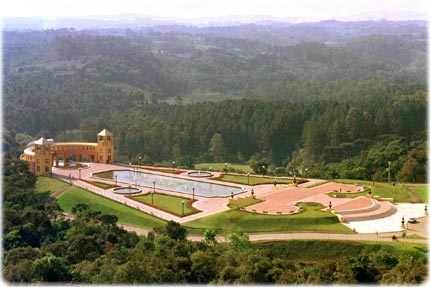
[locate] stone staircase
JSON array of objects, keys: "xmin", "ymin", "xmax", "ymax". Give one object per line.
[{"xmin": 336, "ymin": 199, "xmax": 397, "ymax": 222}]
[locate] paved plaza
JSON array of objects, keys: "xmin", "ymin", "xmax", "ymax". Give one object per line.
[{"xmin": 52, "ymin": 162, "xmax": 428, "ymax": 235}]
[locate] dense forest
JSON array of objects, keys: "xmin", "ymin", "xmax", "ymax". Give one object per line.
[
  {"xmin": 3, "ymin": 155, "xmax": 427, "ymax": 283},
  {"xmin": 3, "ymin": 20, "xmax": 427, "ymax": 182}
]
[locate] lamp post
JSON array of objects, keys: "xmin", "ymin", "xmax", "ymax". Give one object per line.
[
  {"xmin": 138, "ymin": 156, "xmax": 142, "ymax": 169},
  {"xmin": 78, "ymin": 168, "xmax": 81, "ymax": 180},
  {"xmin": 172, "ymin": 161, "xmax": 176, "ymax": 173},
  {"xmin": 387, "ymin": 161, "xmax": 392, "ymax": 184},
  {"xmin": 115, "ymin": 175, "xmax": 118, "ymax": 186},
  {"xmin": 247, "ymin": 172, "xmax": 250, "ymax": 185},
  {"xmin": 153, "ymin": 181, "xmax": 156, "ymax": 193},
  {"xmin": 151, "ymin": 191, "xmax": 154, "ymax": 205},
  {"xmin": 182, "ymin": 200, "xmax": 185, "ymax": 216},
  {"xmin": 209, "ymin": 167, "xmax": 212, "ymax": 175},
  {"xmin": 304, "ymin": 168, "xmax": 308, "ymax": 180},
  {"xmin": 224, "ymin": 163, "xmax": 228, "ymax": 174},
  {"xmin": 262, "ymin": 165, "xmax": 266, "ymax": 177},
  {"xmin": 192, "ymin": 187, "xmax": 195, "ymax": 200}
]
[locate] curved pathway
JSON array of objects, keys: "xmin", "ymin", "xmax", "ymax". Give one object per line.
[{"xmin": 119, "ymin": 221, "xmax": 428, "ymax": 244}]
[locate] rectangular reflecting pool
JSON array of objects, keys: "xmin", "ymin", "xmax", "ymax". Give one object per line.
[{"xmin": 93, "ymin": 170, "xmax": 243, "ymax": 197}]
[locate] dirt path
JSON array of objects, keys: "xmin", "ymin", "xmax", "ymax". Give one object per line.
[
  {"xmin": 47, "ymin": 186, "xmax": 73, "ymax": 204},
  {"xmin": 406, "ymin": 185, "xmax": 422, "ymax": 203}
]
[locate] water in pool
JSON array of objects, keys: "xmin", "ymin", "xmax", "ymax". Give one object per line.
[{"xmin": 94, "ymin": 170, "xmax": 243, "ymax": 197}]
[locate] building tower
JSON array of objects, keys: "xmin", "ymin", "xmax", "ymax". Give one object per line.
[{"xmin": 97, "ymin": 129, "xmax": 114, "ymax": 163}]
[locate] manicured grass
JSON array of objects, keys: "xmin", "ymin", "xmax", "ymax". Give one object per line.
[
  {"xmin": 184, "ymin": 202, "xmax": 352, "ymax": 235},
  {"xmin": 57, "ymin": 187, "xmax": 166, "ymax": 229},
  {"xmin": 82, "ymin": 179, "xmax": 117, "ymax": 189},
  {"xmin": 130, "ymin": 193, "xmax": 200, "ymax": 217},
  {"xmin": 144, "ymin": 167, "xmax": 183, "ymax": 175},
  {"xmin": 413, "ymin": 185, "xmax": 428, "ymax": 203},
  {"xmin": 36, "ymin": 176, "xmax": 70, "ymax": 202},
  {"xmin": 228, "ymin": 196, "xmax": 263, "ymax": 208},
  {"xmin": 195, "ymin": 163, "xmax": 253, "ymax": 173},
  {"xmin": 36, "ymin": 176, "xmax": 69, "ymax": 193},
  {"xmin": 216, "ymin": 174, "xmax": 292, "ymax": 185},
  {"xmin": 334, "ymin": 179, "xmax": 415, "ymax": 203}
]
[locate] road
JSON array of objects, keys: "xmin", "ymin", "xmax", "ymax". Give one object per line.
[{"xmin": 119, "ymin": 222, "xmax": 428, "ymax": 244}]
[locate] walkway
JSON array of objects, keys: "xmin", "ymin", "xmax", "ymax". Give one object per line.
[
  {"xmin": 119, "ymin": 223, "xmax": 428, "ymax": 244},
  {"xmin": 47, "ymin": 186, "xmax": 74, "ymax": 204}
]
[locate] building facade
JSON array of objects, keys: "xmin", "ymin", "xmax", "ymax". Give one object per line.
[{"xmin": 20, "ymin": 129, "xmax": 114, "ymax": 175}]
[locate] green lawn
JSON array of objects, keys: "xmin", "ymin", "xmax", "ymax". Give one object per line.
[
  {"xmin": 228, "ymin": 196, "xmax": 263, "ymax": 208},
  {"xmin": 36, "ymin": 176, "xmax": 70, "ymax": 202},
  {"xmin": 195, "ymin": 163, "xmax": 253, "ymax": 173},
  {"xmin": 57, "ymin": 187, "xmax": 166, "ymax": 229},
  {"xmin": 184, "ymin": 202, "xmax": 352, "ymax": 235},
  {"xmin": 334, "ymin": 179, "xmax": 416, "ymax": 203},
  {"xmin": 216, "ymin": 174, "xmax": 292, "ymax": 185},
  {"xmin": 413, "ymin": 185, "xmax": 428, "ymax": 203},
  {"xmin": 131, "ymin": 193, "xmax": 200, "ymax": 217}
]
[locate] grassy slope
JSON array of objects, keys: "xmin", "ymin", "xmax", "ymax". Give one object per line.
[
  {"xmin": 216, "ymin": 174, "xmax": 292, "ymax": 185},
  {"xmin": 57, "ymin": 187, "xmax": 166, "ymax": 229},
  {"xmin": 184, "ymin": 202, "xmax": 352, "ymax": 234},
  {"xmin": 36, "ymin": 176, "xmax": 70, "ymax": 202},
  {"xmin": 195, "ymin": 163, "xmax": 253, "ymax": 173},
  {"xmin": 334, "ymin": 179, "xmax": 415, "ymax": 203},
  {"xmin": 413, "ymin": 185, "xmax": 428, "ymax": 203},
  {"xmin": 132, "ymin": 193, "xmax": 197, "ymax": 215}
]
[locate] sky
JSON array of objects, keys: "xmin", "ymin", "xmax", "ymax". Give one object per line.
[{"xmin": 1, "ymin": 0, "xmax": 428, "ymax": 20}]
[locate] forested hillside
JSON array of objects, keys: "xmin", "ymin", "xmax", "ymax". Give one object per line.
[{"xmin": 3, "ymin": 20, "xmax": 427, "ymax": 182}]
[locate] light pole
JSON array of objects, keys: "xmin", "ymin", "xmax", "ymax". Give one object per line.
[
  {"xmin": 138, "ymin": 156, "xmax": 142, "ymax": 169},
  {"xmin": 115, "ymin": 175, "xmax": 118, "ymax": 186},
  {"xmin": 172, "ymin": 161, "xmax": 176, "ymax": 173},
  {"xmin": 262, "ymin": 165, "xmax": 266, "ymax": 177},
  {"xmin": 387, "ymin": 161, "xmax": 392, "ymax": 184},
  {"xmin": 224, "ymin": 163, "xmax": 228, "ymax": 174},
  {"xmin": 182, "ymin": 200, "xmax": 185, "ymax": 216},
  {"xmin": 192, "ymin": 187, "xmax": 195, "ymax": 200},
  {"xmin": 247, "ymin": 172, "xmax": 250, "ymax": 185},
  {"xmin": 153, "ymin": 181, "xmax": 156, "ymax": 193},
  {"xmin": 305, "ymin": 168, "xmax": 308, "ymax": 180},
  {"xmin": 78, "ymin": 168, "xmax": 81, "ymax": 180},
  {"xmin": 151, "ymin": 191, "xmax": 154, "ymax": 205}
]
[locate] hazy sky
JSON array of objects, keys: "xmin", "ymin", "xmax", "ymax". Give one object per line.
[{"xmin": 2, "ymin": 0, "xmax": 428, "ymax": 19}]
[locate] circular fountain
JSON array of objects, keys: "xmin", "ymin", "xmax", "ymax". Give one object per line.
[
  {"xmin": 187, "ymin": 170, "xmax": 212, "ymax": 178},
  {"xmin": 113, "ymin": 186, "xmax": 141, "ymax": 194}
]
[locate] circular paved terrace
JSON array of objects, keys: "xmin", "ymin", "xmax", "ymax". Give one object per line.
[{"xmin": 244, "ymin": 182, "xmax": 365, "ymax": 214}]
